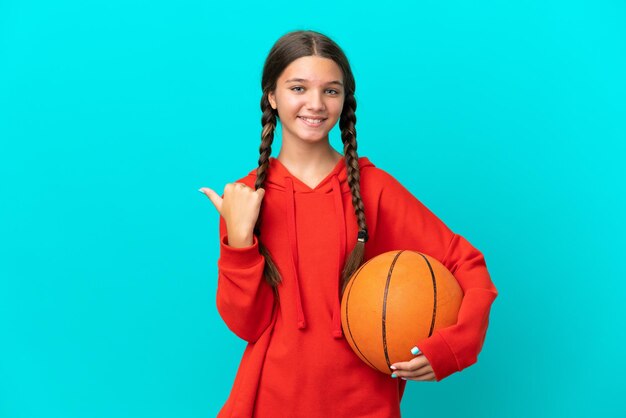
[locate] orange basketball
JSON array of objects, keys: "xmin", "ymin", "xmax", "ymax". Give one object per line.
[{"xmin": 340, "ymin": 250, "xmax": 463, "ymax": 375}]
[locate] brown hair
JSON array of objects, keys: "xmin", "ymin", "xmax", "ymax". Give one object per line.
[{"xmin": 254, "ymin": 30, "xmax": 368, "ymax": 298}]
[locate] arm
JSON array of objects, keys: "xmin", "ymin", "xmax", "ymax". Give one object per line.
[
  {"xmin": 216, "ymin": 213, "xmax": 276, "ymax": 343},
  {"xmin": 375, "ymin": 171, "xmax": 498, "ymax": 381}
]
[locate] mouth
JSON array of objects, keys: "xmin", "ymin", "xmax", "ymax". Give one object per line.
[{"xmin": 298, "ymin": 116, "xmax": 327, "ymax": 127}]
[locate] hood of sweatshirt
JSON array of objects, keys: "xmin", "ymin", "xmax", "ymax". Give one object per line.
[{"xmin": 248, "ymin": 155, "xmax": 375, "ymax": 339}]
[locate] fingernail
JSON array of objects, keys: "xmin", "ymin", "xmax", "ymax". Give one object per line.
[
  {"xmin": 390, "ymin": 366, "xmax": 397, "ymax": 370},
  {"xmin": 391, "ymin": 373, "xmax": 397, "ymax": 378},
  {"xmin": 411, "ymin": 346, "xmax": 421, "ymax": 355},
  {"xmin": 401, "ymin": 378, "xmax": 407, "ymax": 381},
  {"xmin": 198, "ymin": 188, "xmax": 205, "ymax": 193}
]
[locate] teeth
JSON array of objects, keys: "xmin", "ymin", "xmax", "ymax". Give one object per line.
[{"xmin": 301, "ymin": 117, "xmax": 324, "ymax": 123}]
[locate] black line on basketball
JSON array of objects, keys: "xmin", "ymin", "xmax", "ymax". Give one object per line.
[
  {"xmin": 418, "ymin": 253, "xmax": 438, "ymax": 337},
  {"xmin": 382, "ymin": 250, "xmax": 404, "ymax": 369},
  {"xmin": 345, "ymin": 258, "xmax": 381, "ymax": 372}
]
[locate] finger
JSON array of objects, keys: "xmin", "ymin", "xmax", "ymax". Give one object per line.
[
  {"xmin": 400, "ymin": 365, "xmax": 433, "ymax": 379},
  {"xmin": 256, "ymin": 187, "xmax": 265, "ymax": 199},
  {"xmin": 390, "ymin": 360, "xmax": 412, "ymax": 371},
  {"xmin": 392, "ymin": 360, "xmax": 430, "ymax": 375},
  {"xmin": 391, "ymin": 356, "xmax": 428, "ymax": 372},
  {"xmin": 403, "ymin": 371, "xmax": 436, "ymax": 382},
  {"xmin": 399, "ymin": 364, "xmax": 433, "ymax": 377},
  {"xmin": 199, "ymin": 187, "xmax": 223, "ymax": 213}
]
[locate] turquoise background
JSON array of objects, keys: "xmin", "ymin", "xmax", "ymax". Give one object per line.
[{"xmin": 1, "ymin": 0, "xmax": 624, "ymax": 417}]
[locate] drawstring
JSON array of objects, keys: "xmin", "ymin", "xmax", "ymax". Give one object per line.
[
  {"xmin": 285, "ymin": 177, "xmax": 306, "ymax": 329},
  {"xmin": 331, "ymin": 175, "xmax": 347, "ymax": 339},
  {"xmin": 284, "ymin": 175, "xmax": 347, "ymax": 338}
]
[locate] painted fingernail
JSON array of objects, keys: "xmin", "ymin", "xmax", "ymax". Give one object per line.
[
  {"xmin": 390, "ymin": 366, "xmax": 397, "ymax": 370},
  {"xmin": 411, "ymin": 346, "xmax": 421, "ymax": 355},
  {"xmin": 391, "ymin": 373, "xmax": 397, "ymax": 378}
]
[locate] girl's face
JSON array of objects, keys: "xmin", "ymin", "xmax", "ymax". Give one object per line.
[{"xmin": 268, "ymin": 55, "xmax": 345, "ymax": 145}]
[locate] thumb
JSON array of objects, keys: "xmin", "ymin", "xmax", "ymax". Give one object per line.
[
  {"xmin": 198, "ymin": 187, "xmax": 223, "ymax": 214},
  {"xmin": 256, "ymin": 187, "xmax": 265, "ymax": 199}
]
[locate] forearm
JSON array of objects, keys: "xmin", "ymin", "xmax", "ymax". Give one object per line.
[{"xmin": 216, "ymin": 232, "xmax": 275, "ymax": 343}]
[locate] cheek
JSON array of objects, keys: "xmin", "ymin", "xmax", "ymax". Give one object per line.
[
  {"xmin": 279, "ymin": 95, "xmax": 305, "ymax": 112},
  {"xmin": 330, "ymin": 100, "xmax": 345, "ymax": 118}
]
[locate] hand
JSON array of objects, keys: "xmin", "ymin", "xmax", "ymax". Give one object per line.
[
  {"xmin": 390, "ymin": 346, "xmax": 436, "ymax": 382},
  {"xmin": 199, "ymin": 183, "xmax": 265, "ymax": 241}
]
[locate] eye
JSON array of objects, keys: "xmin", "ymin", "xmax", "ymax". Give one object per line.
[
  {"xmin": 326, "ymin": 89, "xmax": 340, "ymax": 95},
  {"xmin": 290, "ymin": 86, "xmax": 304, "ymax": 93}
]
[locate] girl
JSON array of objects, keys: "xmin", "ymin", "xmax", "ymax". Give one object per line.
[{"xmin": 200, "ymin": 30, "xmax": 498, "ymax": 418}]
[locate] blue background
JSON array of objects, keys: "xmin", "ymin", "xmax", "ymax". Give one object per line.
[{"xmin": 1, "ymin": 0, "xmax": 624, "ymax": 417}]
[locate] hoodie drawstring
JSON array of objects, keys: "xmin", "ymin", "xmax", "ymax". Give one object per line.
[
  {"xmin": 284, "ymin": 174, "xmax": 347, "ymax": 338},
  {"xmin": 285, "ymin": 177, "xmax": 306, "ymax": 329},
  {"xmin": 331, "ymin": 175, "xmax": 347, "ymax": 339}
]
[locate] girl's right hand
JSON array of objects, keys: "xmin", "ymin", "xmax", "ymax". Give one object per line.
[{"xmin": 199, "ymin": 183, "xmax": 265, "ymax": 245}]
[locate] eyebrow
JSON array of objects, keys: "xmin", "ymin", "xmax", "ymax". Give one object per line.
[{"xmin": 284, "ymin": 78, "xmax": 344, "ymax": 86}]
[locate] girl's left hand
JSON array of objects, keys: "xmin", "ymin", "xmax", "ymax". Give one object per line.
[{"xmin": 390, "ymin": 346, "xmax": 436, "ymax": 382}]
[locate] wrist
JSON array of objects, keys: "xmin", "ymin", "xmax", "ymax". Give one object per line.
[{"xmin": 226, "ymin": 229, "xmax": 254, "ymax": 248}]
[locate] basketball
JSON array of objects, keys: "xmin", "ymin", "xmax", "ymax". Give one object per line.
[{"xmin": 340, "ymin": 250, "xmax": 463, "ymax": 375}]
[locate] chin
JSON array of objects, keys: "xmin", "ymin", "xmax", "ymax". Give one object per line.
[{"xmin": 300, "ymin": 134, "xmax": 330, "ymax": 142}]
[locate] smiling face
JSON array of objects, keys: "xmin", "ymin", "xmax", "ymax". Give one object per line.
[{"xmin": 268, "ymin": 55, "xmax": 345, "ymax": 145}]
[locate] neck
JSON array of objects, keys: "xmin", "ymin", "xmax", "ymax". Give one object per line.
[{"xmin": 277, "ymin": 141, "xmax": 343, "ymax": 169}]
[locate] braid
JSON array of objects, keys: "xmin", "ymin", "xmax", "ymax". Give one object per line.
[
  {"xmin": 339, "ymin": 93, "xmax": 368, "ymax": 296},
  {"xmin": 255, "ymin": 92, "xmax": 275, "ymax": 192},
  {"xmin": 255, "ymin": 91, "xmax": 283, "ymax": 292}
]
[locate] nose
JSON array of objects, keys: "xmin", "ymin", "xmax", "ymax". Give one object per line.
[{"xmin": 306, "ymin": 90, "xmax": 326, "ymax": 111}]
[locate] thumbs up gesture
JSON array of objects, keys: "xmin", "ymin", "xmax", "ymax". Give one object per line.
[{"xmin": 199, "ymin": 183, "xmax": 265, "ymax": 248}]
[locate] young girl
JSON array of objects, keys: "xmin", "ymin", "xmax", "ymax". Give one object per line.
[{"xmin": 200, "ymin": 30, "xmax": 498, "ymax": 418}]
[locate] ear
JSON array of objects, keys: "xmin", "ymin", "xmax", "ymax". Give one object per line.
[{"xmin": 268, "ymin": 91, "xmax": 277, "ymax": 110}]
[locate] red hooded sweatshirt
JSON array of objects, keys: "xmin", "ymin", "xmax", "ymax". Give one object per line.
[{"xmin": 215, "ymin": 156, "xmax": 498, "ymax": 418}]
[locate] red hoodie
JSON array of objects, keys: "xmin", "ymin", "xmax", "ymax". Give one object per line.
[{"xmin": 215, "ymin": 156, "xmax": 498, "ymax": 418}]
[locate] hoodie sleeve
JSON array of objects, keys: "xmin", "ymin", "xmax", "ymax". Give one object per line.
[
  {"xmin": 375, "ymin": 171, "xmax": 498, "ymax": 381},
  {"xmin": 216, "ymin": 213, "xmax": 276, "ymax": 343}
]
